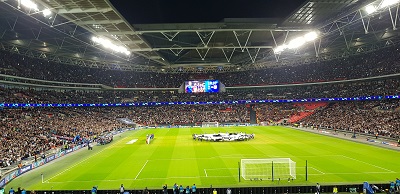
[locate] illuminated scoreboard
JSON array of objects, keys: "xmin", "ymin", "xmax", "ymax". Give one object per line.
[{"xmin": 184, "ymin": 80, "xmax": 219, "ymax": 93}]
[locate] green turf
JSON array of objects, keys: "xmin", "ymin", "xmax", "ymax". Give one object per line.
[{"xmin": 6, "ymin": 126, "xmax": 400, "ymax": 190}]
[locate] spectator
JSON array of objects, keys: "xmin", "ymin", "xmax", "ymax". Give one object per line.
[
  {"xmin": 91, "ymin": 186, "xmax": 97, "ymax": 194},
  {"xmin": 143, "ymin": 187, "xmax": 149, "ymax": 194},
  {"xmin": 191, "ymin": 184, "xmax": 196, "ymax": 194},
  {"xmin": 8, "ymin": 187, "xmax": 14, "ymax": 194},
  {"xmin": 333, "ymin": 186, "xmax": 338, "ymax": 194},
  {"xmin": 186, "ymin": 186, "xmax": 190, "ymax": 194},
  {"xmin": 163, "ymin": 184, "xmax": 168, "ymax": 194},
  {"xmin": 316, "ymin": 183, "xmax": 320, "ymax": 194},
  {"xmin": 179, "ymin": 185, "xmax": 184, "ymax": 194},
  {"xmin": 120, "ymin": 184, "xmax": 124, "ymax": 194},
  {"xmin": 1, "ymin": 44, "xmax": 400, "ymax": 88}
]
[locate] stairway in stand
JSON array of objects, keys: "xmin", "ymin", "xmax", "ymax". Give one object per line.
[{"xmin": 288, "ymin": 102, "xmax": 328, "ymax": 123}]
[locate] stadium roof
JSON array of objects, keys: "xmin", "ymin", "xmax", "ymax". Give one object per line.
[
  {"xmin": 109, "ymin": 0, "xmax": 307, "ymax": 24},
  {"xmin": 0, "ymin": 0, "xmax": 399, "ymax": 73}
]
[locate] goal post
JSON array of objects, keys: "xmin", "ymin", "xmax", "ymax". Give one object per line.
[
  {"xmin": 202, "ymin": 122, "xmax": 219, "ymax": 127},
  {"xmin": 240, "ymin": 158, "xmax": 296, "ymax": 181}
]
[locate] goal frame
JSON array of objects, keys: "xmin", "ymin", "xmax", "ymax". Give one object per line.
[
  {"xmin": 240, "ymin": 158, "xmax": 296, "ymax": 181},
  {"xmin": 201, "ymin": 121, "xmax": 219, "ymax": 127}
]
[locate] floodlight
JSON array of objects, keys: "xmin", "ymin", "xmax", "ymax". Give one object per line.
[
  {"xmin": 20, "ymin": 0, "xmax": 39, "ymax": 11},
  {"xmin": 273, "ymin": 31, "xmax": 318, "ymax": 53},
  {"xmin": 380, "ymin": 0, "xmax": 400, "ymax": 8},
  {"xmin": 273, "ymin": 45, "xmax": 287, "ymax": 54},
  {"xmin": 303, "ymin": 31, "xmax": 318, "ymax": 41},
  {"xmin": 42, "ymin": 8, "xmax": 51, "ymax": 17},
  {"xmin": 91, "ymin": 36, "xmax": 99, "ymax": 42},
  {"xmin": 92, "ymin": 36, "xmax": 130, "ymax": 55},
  {"xmin": 365, "ymin": 4, "xmax": 377, "ymax": 14},
  {"xmin": 287, "ymin": 37, "xmax": 306, "ymax": 49}
]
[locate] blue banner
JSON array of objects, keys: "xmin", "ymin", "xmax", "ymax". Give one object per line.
[
  {"xmin": 46, "ymin": 155, "xmax": 56, "ymax": 163},
  {"xmin": 19, "ymin": 165, "xmax": 32, "ymax": 174},
  {"xmin": 0, "ymin": 178, "xmax": 5, "ymax": 188},
  {"xmin": 0, "ymin": 95, "xmax": 388, "ymax": 109},
  {"xmin": 32, "ymin": 159, "xmax": 46, "ymax": 169},
  {"xmin": 65, "ymin": 148, "xmax": 73, "ymax": 154}
]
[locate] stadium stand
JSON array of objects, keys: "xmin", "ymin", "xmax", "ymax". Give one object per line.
[
  {"xmin": 300, "ymin": 100, "xmax": 400, "ymax": 139},
  {"xmin": 0, "ymin": 107, "xmax": 125, "ymax": 168},
  {"xmin": 1, "ymin": 75, "xmax": 399, "ymax": 104},
  {"xmin": 1, "ymin": 43, "xmax": 400, "ymax": 88}
]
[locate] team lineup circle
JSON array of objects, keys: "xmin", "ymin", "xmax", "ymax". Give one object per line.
[{"xmin": 193, "ymin": 132, "xmax": 255, "ymax": 141}]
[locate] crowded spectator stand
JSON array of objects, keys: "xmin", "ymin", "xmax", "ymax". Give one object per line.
[{"xmin": 0, "ymin": 46, "xmax": 399, "ymax": 180}]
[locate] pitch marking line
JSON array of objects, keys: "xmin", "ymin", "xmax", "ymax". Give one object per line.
[
  {"xmin": 340, "ymin": 155, "xmax": 395, "ymax": 172},
  {"xmin": 44, "ymin": 136, "xmax": 130, "ymax": 183},
  {"xmin": 135, "ymin": 160, "xmax": 149, "ymax": 180},
  {"xmin": 46, "ymin": 175, "xmax": 235, "ymax": 184},
  {"xmin": 138, "ymin": 175, "xmax": 233, "ymax": 179},
  {"xmin": 309, "ymin": 171, "xmax": 397, "ymax": 175},
  {"xmin": 204, "ymin": 168, "xmax": 237, "ymax": 171},
  {"xmin": 203, "ymin": 168, "xmax": 237, "ymax": 177},
  {"xmin": 126, "ymin": 139, "xmax": 138, "ymax": 144},
  {"xmin": 309, "ymin": 167, "xmax": 325, "ymax": 174},
  {"xmin": 151, "ymin": 154, "xmax": 343, "ymax": 161}
]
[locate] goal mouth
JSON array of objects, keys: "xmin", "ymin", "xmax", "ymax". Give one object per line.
[
  {"xmin": 240, "ymin": 158, "xmax": 296, "ymax": 181},
  {"xmin": 201, "ymin": 122, "xmax": 219, "ymax": 127}
]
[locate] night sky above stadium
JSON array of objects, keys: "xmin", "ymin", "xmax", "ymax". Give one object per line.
[{"xmin": 109, "ymin": 0, "xmax": 307, "ymax": 24}]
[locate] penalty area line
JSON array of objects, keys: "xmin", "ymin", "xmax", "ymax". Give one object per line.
[
  {"xmin": 204, "ymin": 169, "xmax": 208, "ymax": 177},
  {"xmin": 340, "ymin": 155, "xmax": 395, "ymax": 172},
  {"xmin": 45, "ymin": 175, "xmax": 235, "ymax": 184},
  {"xmin": 309, "ymin": 167, "xmax": 325, "ymax": 175},
  {"xmin": 135, "ymin": 160, "xmax": 148, "ymax": 180},
  {"xmin": 309, "ymin": 171, "xmax": 398, "ymax": 175}
]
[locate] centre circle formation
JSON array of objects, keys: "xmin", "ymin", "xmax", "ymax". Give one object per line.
[{"xmin": 192, "ymin": 132, "xmax": 255, "ymax": 141}]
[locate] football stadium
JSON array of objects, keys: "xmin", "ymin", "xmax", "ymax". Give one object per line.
[{"xmin": 0, "ymin": 0, "xmax": 400, "ymax": 193}]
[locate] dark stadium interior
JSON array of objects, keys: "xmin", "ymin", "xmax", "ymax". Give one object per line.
[
  {"xmin": 109, "ymin": 0, "xmax": 307, "ymax": 24},
  {"xmin": 1, "ymin": 0, "xmax": 400, "ymax": 193}
]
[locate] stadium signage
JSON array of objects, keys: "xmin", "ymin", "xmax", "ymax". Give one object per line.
[
  {"xmin": 32, "ymin": 159, "xmax": 45, "ymax": 169},
  {"xmin": 185, "ymin": 80, "xmax": 219, "ymax": 93},
  {"xmin": 19, "ymin": 165, "xmax": 32, "ymax": 174},
  {"xmin": 0, "ymin": 95, "xmax": 389, "ymax": 109},
  {"xmin": 46, "ymin": 155, "xmax": 56, "ymax": 163},
  {"xmin": 0, "ymin": 178, "xmax": 5, "ymax": 187}
]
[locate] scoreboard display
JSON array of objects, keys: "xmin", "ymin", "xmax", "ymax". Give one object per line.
[{"xmin": 185, "ymin": 80, "xmax": 219, "ymax": 93}]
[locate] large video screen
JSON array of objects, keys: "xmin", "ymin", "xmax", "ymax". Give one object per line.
[{"xmin": 185, "ymin": 80, "xmax": 219, "ymax": 93}]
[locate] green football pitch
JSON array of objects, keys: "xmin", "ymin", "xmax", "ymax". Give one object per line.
[{"xmin": 7, "ymin": 126, "xmax": 400, "ymax": 190}]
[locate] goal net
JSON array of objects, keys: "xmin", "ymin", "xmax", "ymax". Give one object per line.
[
  {"xmin": 202, "ymin": 122, "xmax": 219, "ymax": 127},
  {"xmin": 241, "ymin": 158, "xmax": 296, "ymax": 181}
]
